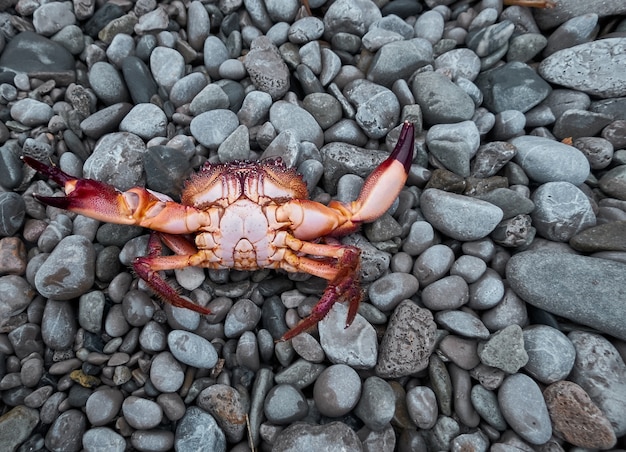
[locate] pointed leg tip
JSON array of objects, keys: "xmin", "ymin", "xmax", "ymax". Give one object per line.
[
  {"xmin": 392, "ymin": 121, "xmax": 415, "ymax": 173},
  {"xmin": 33, "ymin": 194, "xmax": 70, "ymax": 210}
]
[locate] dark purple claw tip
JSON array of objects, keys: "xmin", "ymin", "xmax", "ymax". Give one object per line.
[
  {"xmin": 21, "ymin": 155, "xmax": 74, "ymax": 186},
  {"xmin": 33, "ymin": 194, "xmax": 70, "ymax": 210},
  {"xmin": 390, "ymin": 121, "xmax": 415, "ymax": 173}
]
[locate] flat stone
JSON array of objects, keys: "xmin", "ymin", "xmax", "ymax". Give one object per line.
[
  {"xmin": 570, "ymin": 220, "xmax": 626, "ymax": 252},
  {"xmin": 506, "ymin": 251, "xmax": 626, "ymax": 340}
]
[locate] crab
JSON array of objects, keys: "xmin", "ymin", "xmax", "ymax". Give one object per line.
[{"xmin": 23, "ymin": 121, "xmax": 415, "ymax": 341}]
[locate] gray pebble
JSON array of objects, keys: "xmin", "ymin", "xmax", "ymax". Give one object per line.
[
  {"xmin": 130, "ymin": 430, "xmax": 173, "ymax": 452},
  {"xmin": 406, "ymin": 386, "xmax": 437, "ymax": 429},
  {"xmin": 511, "ymin": 135, "xmax": 590, "ymax": 185},
  {"xmin": 573, "ymin": 136, "xmax": 614, "ymax": 170},
  {"xmin": 401, "ymin": 221, "xmax": 435, "ymax": 256},
  {"xmin": 105, "ymin": 304, "xmax": 130, "ymax": 338},
  {"xmin": 11, "ymin": 98, "xmax": 54, "ymax": 127},
  {"xmin": 244, "ymin": 36, "xmax": 290, "ymax": 100},
  {"xmin": 186, "ymin": 1, "xmax": 210, "ymax": 51},
  {"xmin": 478, "ymin": 324, "xmax": 528, "ymax": 373},
  {"xmin": 368, "ymin": 273, "xmax": 419, "ymax": 311},
  {"xmin": 45, "ymin": 409, "xmax": 85, "ymax": 452},
  {"xmin": 323, "ymin": 0, "xmax": 382, "ymax": 39},
  {"xmin": 85, "ymin": 388, "xmax": 124, "ymax": 426},
  {"xmin": 421, "ymin": 275, "xmax": 468, "ymax": 311},
  {"xmin": 273, "ymin": 421, "xmax": 362, "ymax": 452},
  {"xmin": 539, "ymin": 38, "xmax": 626, "ymax": 98},
  {"xmin": 34, "ymin": 235, "xmax": 95, "ymax": 300},
  {"xmin": 264, "ymin": 384, "xmax": 308, "ymax": 424},
  {"xmin": 468, "ymin": 268, "xmax": 504, "ymax": 310},
  {"xmin": 470, "ymin": 385, "xmax": 507, "ymax": 431},
  {"xmin": 41, "ymin": 299, "xmax": 77, "ymax": 350},
  {"xmin": 553, "ymin": 109, "xmax": 612, "ymax": 141},
  {"xmin": 376, "ymin": 300, "xmax": 436, "ymax": 378},
  {"xmin": 82, "ymin": 427, "xmax": 126, "ymax": 452},
  {"xmin": 150, "ymin": 351, "xmax": 184, "ymax": 393},
  {"xmin": 426, "ymin": 120, "xmax": 480, "ymax": 177},
  {"xmin": 414, "ymin": 10, "xmax": 444, "ymax": 44},
  {"xmin": 481, "ymin": 288, "xmax": 528, "ymax": 332},
  {"xmin": 197, "ymin": 383, "xmax": 247, "ymax": 442},
  {"xmin": 236, "ymin": 330, "xmax": 260, "ymax": 370},
  {"xmin": 435, "ymin": 48, "xmax": 480, "ymax": 81},
  {"xmin": 436, "ymin": 310, "xmax": 490, "ymax": 340},
  {"xmin": 119, "ymin": 103, "xmax": 167, "ymax": 140},
  {"xmin": 0, "ymin": 193, "xmax": 26, "ymax": 237},
  {"xmin": 523, "ymin": 325, "xmax": 575, "ymax": 384},
  {"xmin": 150, "ymin": 46, "xmax": 185, "ymax": 91},
  {"xmin": 33, "ymin": 2, "xmax": 76, "ymax": 36},
  {"xmin": 189, "ymin": 84, "xmax": 230, "ymax": 115},
  {"xmin": 289, "ymin": 16, "xmax": 324, "ymax": 44},
  {"xmin": 498, "ymin": 373, "xmax": 552, "ymax": 445},
  {"xmin": 532, "ymin": 181, "xmax": 596, "ymax": 242},
  {"xmin": 169, "ymin": 72, "xmax": 208, "ymax": 107},
  {"xmin": 438, "ymin": 335, "xmax": 480, "ymax": 370},
  {"xmin": 420, "ymin": 189, "xmax": 503, "ymax": 241},
  {"xmin": 343, "ymin": 79, "xmax": 400, "ymax": 139},
  {"xmin": 354, "ymin": 376, "xmax": 395, "ymax": 431},
  {"xmin": 450, "ymin": 255, "xmax": 487, "ymax": 283},
  {"xmin": 507, "ymin": 251, "xmax": 626, "ymax": 341},
  {"xmin": 476, "ymin": 61, "xmax": 551, "ymax": 113},
  {"xmin": 224, "ymin": 298, "xmax": 262, "ymax": 338},
  {"xmin": 269, "ymin": 100, "xmax": 324, "ymax": 147},
  {"xmin": 411, "ymin": 71, "xmax": 475, "ymax": 124},
  {"xmin": 412, "ymin": 243, "xmax": 455, "ymax": 286},
  {"xmin": 175, "ymin": 406, "xmax": 226, "ymax": 452},
  {"xmin": 367, "ymin": 38, "xmax": 432, "ymax": 88},
  {"xmin": 88, "ymin": 62, "xmax": 130, "ymax": 106},
  {"xmin": 313, "ymin": 363, "xmax": 361, "ymax": 417},
  {"xmin": 319, "ymin": 302, "xmax": 378, "ymax": 369},
  {"xmin": 168, "ymin": 330, "xmax": 218, "ymax": 369},
  {"xmin": 190, "ymin": 109, "xmax": 239, "ymax": 149}
]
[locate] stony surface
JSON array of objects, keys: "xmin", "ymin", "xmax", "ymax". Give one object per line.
[{"xmin": 1, "ymin": 1, "xmax": 625, "ymax": 450}]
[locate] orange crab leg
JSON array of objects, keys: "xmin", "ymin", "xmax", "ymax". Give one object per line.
[{"xmin": 22, "ymin": 156, "xmax": 213, "ymax": 234}]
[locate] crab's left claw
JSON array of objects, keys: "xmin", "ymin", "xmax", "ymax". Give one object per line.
[{"xmin": 22, "ymin": 156, "xmax": 212, "ymax": 234}]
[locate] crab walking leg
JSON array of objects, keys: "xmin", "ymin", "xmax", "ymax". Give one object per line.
[
  {"xmin": 22, "ymin": 156, "xmax": 213, "ymax": 234},
  {"xmin": 133, "ymin": 232, "xmax": 215, "ymax": 314},
  {"xmin": 279, "ymin": 243, "xmax": 362, "ymax": 341}
]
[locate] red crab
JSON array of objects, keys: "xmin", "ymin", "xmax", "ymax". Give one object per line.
[{"xmin": 24, "ymin": 121, "xmax": 414, "ymax": 341}]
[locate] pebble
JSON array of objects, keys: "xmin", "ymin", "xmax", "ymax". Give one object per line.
[
  {"xmin": 420, "ymin": 189, "xmax": 503, "ymax": 241},
  {"xmin": 263, "ymin": 384, "xmax": 308, "ymax": 424},
  {"xmin": 421, "ymin": 275, "xmax": 468, "ymax": 311},
  {"xmin": 507, "ymin": 251, "xmax": 626, "ymax": 341},
  {"xmin": 85, "ymin": 388, "xmax": 124, "ymax": 426},
  {"xmin": 376, "ymin": 300, "xmax": 436, "ymax": 378},
  {"xmin": 189, "ymin": 109, "xmax": 239, "ymax": 149},
  {"xmin": 45, "ymin": 409, "xmax": 86, "ymax": 452},
  {"xmin": 273, "ymin": 421, "xmax": 363, "ymax": 452},
  {"xmin": 367, "ymin": 38, "xmax": 432, "ymax": 88},
  {"xmin": 174, "ymin": 407, "xmax": 226, "ymax": 452},
  {"xmin": 539, "ymin": 38, "xmax": 626, "ymax": 98},
  {"xmin": 411, "ymin": 71, "xmax": 475, "ymax": 124},
  {"xmin": 122, "ymin": 396, "xmax": 163, "ymax": 429},
  {"xmin": 167, "ymin": 330, "xmax": 218, "ymax": 369},
  {"xmin": 426, "ymin": 120, "xmax": 480, "ymax": 177},
  {"xmin": 0, "ymin": 193, "xmax": 26, "ymax": 237},
  {"xmin": 318, "ymin": 302, "xmax": 378, "ymax": 369},
  {"xmin": 197, "ymin": 384, "xmax": 247, "ymax": 442},
  {"xmin": 543, "ymin": 380, "xmax": 617, "ymax": 449},
  {"xmin": 568, "ymin": 331, "xmax": 626, "ymax": 436},
  {"xmin": 510, "ymin": 135, "xmax": 590, "ymax": 185},
  {"xmin": 244, "ymin": 36, "xmax": 290, "ymax": 100},
  {"xmin": 406, "ymin": 386, "xmax": 437, "ymax": 429},
  {"xmin": 34, "ymin": 235, "xmax": 95, "ymax": 300},
  {"xmin": 150, "ymin": 351, "xmax": 184, "ymax": 393},
  {"xmin": 498, "ymin": 373, "xmax": 552, "ymax": 445},
  {"xmin": 412, "ymin": 243, "xmax": 455, "ymax": 286}
]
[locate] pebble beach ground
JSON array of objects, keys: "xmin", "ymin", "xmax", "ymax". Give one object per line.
[{"xmin": 0, "ymin": 0, "xmax": 626, "ymax": 450}]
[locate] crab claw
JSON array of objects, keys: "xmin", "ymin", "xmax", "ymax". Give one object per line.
[{"xmin": 23, "ymin": 155, "xmax": 213, "ymax": 234}]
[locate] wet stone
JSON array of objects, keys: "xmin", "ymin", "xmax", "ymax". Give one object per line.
[
  {"xmin": 0, "ymin": 31, "xmax": 75, "ymax": 77},
  {"xmin": 119, "ymin": 103, "xmax": 167, "ymax": 140},
  {"xmin": 412, "ymin": 244, "xmax": 455, "ymax": 287},
  {"xmin": 313, "ymin": 363, "xmax": 361, "ymax": 417},
  {"xmin": 274, "ymin": 358, "xmax": 326, "ymax": 389},
  {"xmin": 376, "ymin": 300, "xmax": 437, "ymax": 378},
  {"xmin": 82, "ymin": 427, "xmax": 126, "ymax": 452},
  {"xmin": 368, "ymin": 273, "xmax": 419, "ymax": 312},
  {"xmin": 41, "ymin": 299, "xmax": 77, "ymax": 350},
  {"xmin": 354, "ymin": 376, "xmax": 395, "ymax": 431},
  {"xmin": 476, "ymin": 61, "xmax": 551, "ymax": 114},
  {"xmin": 510, "ymin": 135, "xmax": 590, "ymax": 185},
  {"xmin": 0, "ymin": 406, "xmax": 39, "ymax": 451},
  {"xmin": 45, "ymin": 409, "xmax": 86, "ymax": 452},
  {"xmin": 85, "ymin": 388, "xmax": 123, "ymax": 426}
]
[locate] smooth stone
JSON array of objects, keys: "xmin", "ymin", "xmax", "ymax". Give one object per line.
[
  {"xmin": 319, "ymin": 302, "xmax": 378, "ymax": 369},
  {"xmin": 568, "ymin": 331, "xmax": 626, "ymax": 436},
  {"xmin": 426, "ymin": 120, "xmax": 480, "ymax": 177},
  {"xmin": 506, "ymin": 251, "xmax": 626, "ymax": 340},
  {"xmin": 498, "ymin": 374, "xmax": 552, "ymax": 445},
  {"xmin": 476, "ymin": 61, "xmax": 551, "ymax": 113},
  {"xmin": 0, "ymin": 31, "xmax": 75, "ymax": 78},
  {"xmin": 196, "ymin": 384, "xmax": 247, "ymax": 442},
  {"xmin": 531, "ymin": 181, "xmax": 596, "ymax": 242},
  {"xmin": 534, "ymin": 0, "xmax": 626, "ymax": 29},
  {"xmin": 411, "ymin": 71, "xmax": 475, "ymax": 125},
  {"xmin": 0, "ymin": 406, "xmax": 39, "ymax": 451},
  {"xmin": 167, "ymin": 330, "xmax": 218, "ymax": 369},
  {"xmin": 510, "ymin": 135, "xmax": 590, "ymax": 185},
  {"xmin": 420, "ymin": 189, "xmax": 503, "ymax": 241},
  {"xmin": 570, "ymin": 220, "xmax": 626, "ymax": 252},
  {"xmin": 190, "ymin": 109, "xmax": 239, "ymax": 150},
  {"xmin": 322, "ymin": 0, "xmax": 382, "ymax": 39},
  {"xmin": 34, "ymin": 235, "xmax": 95, "ymax": 300},
  {"xmin": 313, "ymin": 364, "xmax": 361, "ymax": 417},
  {"xmin": 599, "ymin": 165, "xmax": 626, "ymax": 201},
  {"xmin": 343, "ymin": 79, "xmax": 400, "ymax": 139},
  {"xmin": 539, "ymin": 38, "xmax": 626, "ymax": 98},
  {"xmin": 354, "ymin": 376, "xmax": 395, "ymax": 431},
  {"xmin": 263, "ymin": 384, "xmax": 308, "ymax": 424},
  {"xmin": 119, "ymin": 103, "xmax": 167, "ymax": 140},
  {"xmin": 367, "ymin": 38, "xmax": 432, "ymax": 88},
  {"xmin": 244, "ymin": 36, "xmax": 290, "ymax": 100}
]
